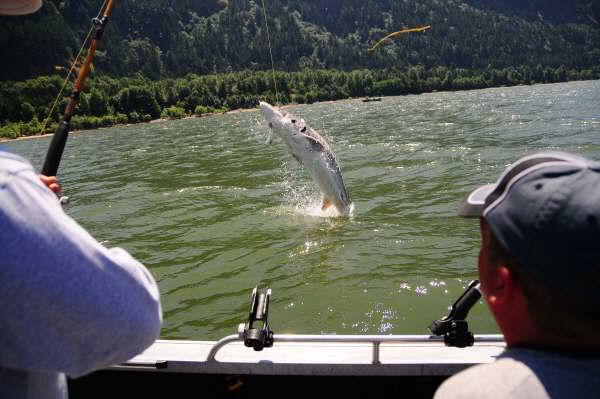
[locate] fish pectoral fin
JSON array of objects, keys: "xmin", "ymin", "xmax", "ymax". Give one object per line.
[
  {"xmin": 265, "ymin": 129, "xmax": 273, "ymax": 145},
  {"xmin": 321, "ymin": 198, "xmax": 333, "ymax": 211}
]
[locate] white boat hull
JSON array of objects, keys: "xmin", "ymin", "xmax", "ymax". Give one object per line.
[{"xmin": 115, "ymin": 335, "xmax": 505, "ymax": 376}]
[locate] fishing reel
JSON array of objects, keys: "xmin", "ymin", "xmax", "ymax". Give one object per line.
[
  {"xmin": 429, "ymin": 280, "xmax": 482, "ymax": 348},
  {"xmin": 240, "ymin": 287, "xmax": 274, "ymax": 351}
]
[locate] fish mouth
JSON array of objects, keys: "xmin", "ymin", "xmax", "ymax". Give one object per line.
[
  {"xmin": 259, "ymin": 101, "xmax": 272, "ymax": 110},
  {"xmin": 259, "ymin": 101, "xmax": 276, "ymax": 115},
  {"xmin": 259, "ymin": 101, "xmax": 283, "ymax": 123}
]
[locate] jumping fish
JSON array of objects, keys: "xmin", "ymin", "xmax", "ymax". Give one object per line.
[{"xmin": 259, "ymin": 101, "xmax": 351, "ymax": 216}]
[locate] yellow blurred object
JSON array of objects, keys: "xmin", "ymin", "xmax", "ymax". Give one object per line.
[
  {"xmin": 0, "ymin": 0, "xmax": 42, "ymax": 15},
  {"xmin": 368, "ymin": 25, "xmax": 431, "ymax": 53}
]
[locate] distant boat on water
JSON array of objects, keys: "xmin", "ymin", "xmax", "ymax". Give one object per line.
[{"xmin": 362, "ymin": 97, "xmax": 382, "ymax": 102}]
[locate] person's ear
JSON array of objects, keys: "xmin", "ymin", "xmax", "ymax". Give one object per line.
[{"xmin": 485, "ymin": 266, "xmax": 516, "ymax": 307}]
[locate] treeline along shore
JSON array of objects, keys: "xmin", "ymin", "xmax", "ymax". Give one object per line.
[{"xmin": 2, "ymin": 65, "xmax": 599, "ymax": 140}]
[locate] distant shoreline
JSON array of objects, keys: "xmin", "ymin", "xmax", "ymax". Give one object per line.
[
  {"xmin": 3, "ymin": 66, "xmax": 597, "ymax": 143},
  {"xmin": 0, "ymin": 106, "xmax": 258, "ymax": 143},
  {"xmin": 0, "ymin": 100, "xmax": 341, "ymax": 143},
  {"xmin": 2, "ymin": 78, "xmax": 598, "ymax": 144}
]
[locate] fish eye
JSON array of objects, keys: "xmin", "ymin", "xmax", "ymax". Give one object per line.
[
  {"xmin": 291, "ymin": 119, "xmax": 296, "ymax": 124},
  {"xmin": 301, "ymin": 127, "xmax": 307, "ymax": 132}
]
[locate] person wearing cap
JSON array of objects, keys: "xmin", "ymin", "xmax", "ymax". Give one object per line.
[
  {"xmin": 0, "ymin": 0, "xmax": 42, "ymax": 15},
  {"xmin": 435, "ymin": 151, "xmax": 600, "ymax": 398},
  {"xmin": 1, "ymin": 2, "xmax": 162, "ymax": 399}
]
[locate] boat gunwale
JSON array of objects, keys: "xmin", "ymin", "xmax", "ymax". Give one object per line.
[{"xmin": 113, "ymin": 334, "xmax": 505, "ymax": 376}]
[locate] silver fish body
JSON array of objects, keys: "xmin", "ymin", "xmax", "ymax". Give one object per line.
[{"xmin": 259, "ymin": 101, "xmax": 351, "ymax": 216}]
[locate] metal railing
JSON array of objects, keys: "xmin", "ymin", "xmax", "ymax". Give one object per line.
[{"xmin": 206, "ymin": 333, "xmax": 505, "ymax": 365}]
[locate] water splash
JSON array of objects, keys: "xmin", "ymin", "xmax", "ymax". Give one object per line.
[
  {"xmin": 295, "ymin": 199, "xmax": 355, "ymax": 218},
  {"xmin": 278, "ymin": 160, "xmax": 355, "ymax": 218}
]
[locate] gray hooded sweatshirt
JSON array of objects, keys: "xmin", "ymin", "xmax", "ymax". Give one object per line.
[{"xmin": 0, "ymin": 148, "xmax": 162, "ymax": 398}]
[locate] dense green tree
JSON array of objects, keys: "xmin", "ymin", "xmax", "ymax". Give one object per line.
[
  {"xmin": 1, "ymin": 0, "xmax": 599, "ymax": 80},
  {"xmin": 115, "ymin": 86, "xmax": 161, "ymax": 119},
  {"xmin": 88, "ymin": 89, "xmax": 108, "ymax": 116},
  {"xmin": 121, "ymin": 39, "xmax": 164, "ymax": 80}
]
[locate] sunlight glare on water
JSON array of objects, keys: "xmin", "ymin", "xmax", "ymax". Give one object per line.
[{"xmin": 7, "ymin": 80, "xmax": 600, "ymax": 340}]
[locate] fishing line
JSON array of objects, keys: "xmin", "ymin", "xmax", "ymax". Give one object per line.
[
  {"xmin": 260, "ymin": 0, "xmax": 280, "ymax": 105},
  {"xmin": 41, "ymin": 0, "xmax": 108, "ymax": 134}
]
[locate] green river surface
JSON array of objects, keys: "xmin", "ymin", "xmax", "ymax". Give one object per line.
[{"xmin": 7, "ymin": 80, "xmax": 600, "ymax": 340}]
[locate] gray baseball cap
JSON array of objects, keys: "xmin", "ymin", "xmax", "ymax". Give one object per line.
[
  {"xmin": 458, "ymin": 151, "xmax": 600, "ymax": 295},
  {"xmin": 0, "ymin": 0, "xmax": 42, "ymax": 15}
]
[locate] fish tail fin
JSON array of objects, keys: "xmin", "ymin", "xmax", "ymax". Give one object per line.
[{"xmin": 321, "ymin": 197, "xmax": 333, "ymax": 211}]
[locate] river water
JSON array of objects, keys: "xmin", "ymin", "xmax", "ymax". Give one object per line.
[{"xmin": 7, "ymin": 80, "xmax": 600, "ymax": 340}]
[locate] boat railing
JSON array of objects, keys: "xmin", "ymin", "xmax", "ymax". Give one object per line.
[
  {"xmin": 204, "ymin": 283, "xmax": 502, "ymax": 365},
  {"xmin": 206, "ymin": 332, "xmax": 505, "ymax": 365},
  {"xmin": 120, "ymin": 284, "xmax": 502, "ymax": 369}
]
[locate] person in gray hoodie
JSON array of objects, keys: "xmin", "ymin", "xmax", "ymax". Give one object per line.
[
  {"xmin": 1, "ymin": 4, "xmax": 162, "ymax": 395},
  {"xmin": 1, "ymin": 148, "xmax": 162, "ymax": 399}
]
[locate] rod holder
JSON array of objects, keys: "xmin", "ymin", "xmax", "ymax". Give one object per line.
[
  {"xmin": 429, "ymin": 280, "xmax": 482, "ymax": 348},
  {"xmin": 241, "ymin": 287, "xmax": 273, "ymax": 351}
]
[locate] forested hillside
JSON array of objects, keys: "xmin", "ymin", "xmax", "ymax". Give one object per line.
[
  {"xmin": 465, "ymin": 0, "xmax": 599, "ymax": 23},
  {"xmin": 1, "ymin": 0, "xmax": 599, "ymax": 138},
  {"xmin": 1, "ymin": 0, "xmax": 599, "ymax": 80}
]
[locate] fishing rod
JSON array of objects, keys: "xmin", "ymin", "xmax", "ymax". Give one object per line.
[{"xmin": 41, "ymin": 0, "xmax": 117, "ymax": 177}]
